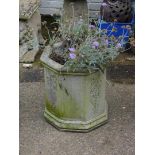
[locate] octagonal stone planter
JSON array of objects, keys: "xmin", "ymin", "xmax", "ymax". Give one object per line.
[{"xmin": 40, "ymin": 46, "xmax": 108, "ymax": 132}]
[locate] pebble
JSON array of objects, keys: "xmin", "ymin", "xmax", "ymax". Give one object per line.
[
  {"xmin": 122, "ymin": 106, "xmax": 126, "ymax": 109},
  {"xmin": 23, "ymin": 63, "xmax": 33, "ymax": 69}
]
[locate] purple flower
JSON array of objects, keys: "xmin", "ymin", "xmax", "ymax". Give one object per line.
[
  {"xmin": 69, "ymin": 47, "xmax": 76, "ymax": 52},
  {"xmin": 92, "ymin": 41, "xmax": 99, "ymax": 48},
  {"xmin": 116, "ymin": 43, "xmax": 122, "ymax": 49},
  {"xmin": 69, "ymin": 53, "xmax": 76, "ymax": 59}
]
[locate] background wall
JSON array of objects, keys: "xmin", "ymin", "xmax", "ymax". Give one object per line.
[
  {"xmin": 39, "ymin": 0, "xmax": 135, "ymax": 18},
  {"xmin": 39, "ymin": 0, "xmax": 103, "ymax": 18}
]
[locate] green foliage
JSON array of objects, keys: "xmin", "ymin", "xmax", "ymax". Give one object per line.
[{"xmin": 42, "ymin": 10, "xmax": 128, "ymax": 72}]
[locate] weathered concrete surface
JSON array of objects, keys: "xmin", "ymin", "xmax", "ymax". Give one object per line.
[
  {"xmin": 20, "ymin": 68, "xmax": 44, "ymax": 82},
  {"xmin": 19, "ymin": 0, "xmax": 40, "ymax": 19},
  {"xmin": 39, "ymin": 0, "xmax": 102, "ymax": 18},
  {"xmin": 40, "ymin": 0, "xmax": 64, "ymax": 15},
  {"xmin": 43, "ymin": 68, "xmax": 108, "ymax": 131},
  {"xmin": 39, "ymin": 46, "xmax": 108, "ymax": 131},
  {"xmin": 19, "ymin": 9, "xmax": 42, "ymax": 63},
  {"xmin": 19, "ymin": 82, "xmax": 135, "ymax": 155}
]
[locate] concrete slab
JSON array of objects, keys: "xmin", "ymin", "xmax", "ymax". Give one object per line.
[
  {"xmin": 19, "ymin": 82, "xmax": 134, "ymax": 155},
  {"xmin": 19, "ymin": 0, "xmax": 40, "ymax": 20},
  {"xmin": 19, "ymin": 48, "xmax": 39, "ymax": 63}
]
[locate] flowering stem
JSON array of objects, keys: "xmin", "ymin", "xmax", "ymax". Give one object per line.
[
  {"xmin": 44, "ymin": 24, "xmax": 52, "ymax": 40},
  {"xmin": 71, "ymin": 3, "xmax": 75, "ymax": 26}
]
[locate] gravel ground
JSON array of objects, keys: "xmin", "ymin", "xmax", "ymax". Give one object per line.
[{"xmin": 19, "ymin": 82, "xmax": 134, "ymax": 155}]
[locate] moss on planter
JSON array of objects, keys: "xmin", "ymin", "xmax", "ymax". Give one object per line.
[
  {"xmin": 45, "ymin": 97, "xmax": 64, "ymax": 118},
  {"xmin": 45, "ymin": 94, "xmax": 84, "ymax": 120}
]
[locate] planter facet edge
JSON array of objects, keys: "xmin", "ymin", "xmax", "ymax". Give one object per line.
[{"xmin": 44, "ymin": 105, "xmax": 108, "ymax": 132}]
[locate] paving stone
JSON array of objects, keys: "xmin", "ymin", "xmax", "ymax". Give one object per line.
[
  {"xmin": 20, "ymin": 48, "xmax": 39, "ymax": 63},
  {"xmin": 87, "ymin": 2, "xmax": 102, "ymax": 11},
  {"xmin": 20, "ymin": 69, "xmax": 44, "ymax": 82}
]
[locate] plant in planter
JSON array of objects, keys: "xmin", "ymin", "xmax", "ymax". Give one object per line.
[{"xmin": 40, "ymin": 15, "xmax": 128, "ymax": 132}]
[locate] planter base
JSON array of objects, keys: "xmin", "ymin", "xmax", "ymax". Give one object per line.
[{"xmin": 44, "ymin": 104, "xmax": 108, "ymax": 132}]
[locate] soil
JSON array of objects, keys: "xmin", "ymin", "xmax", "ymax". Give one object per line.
[{"xmin": 49, "ymin": 52, "xmax": 66, "ymax": 65}]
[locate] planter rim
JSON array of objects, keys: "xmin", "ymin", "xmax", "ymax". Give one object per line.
[{"xmin": 40, "ymin": 46, "xmax": 100, "ymax": 76}]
